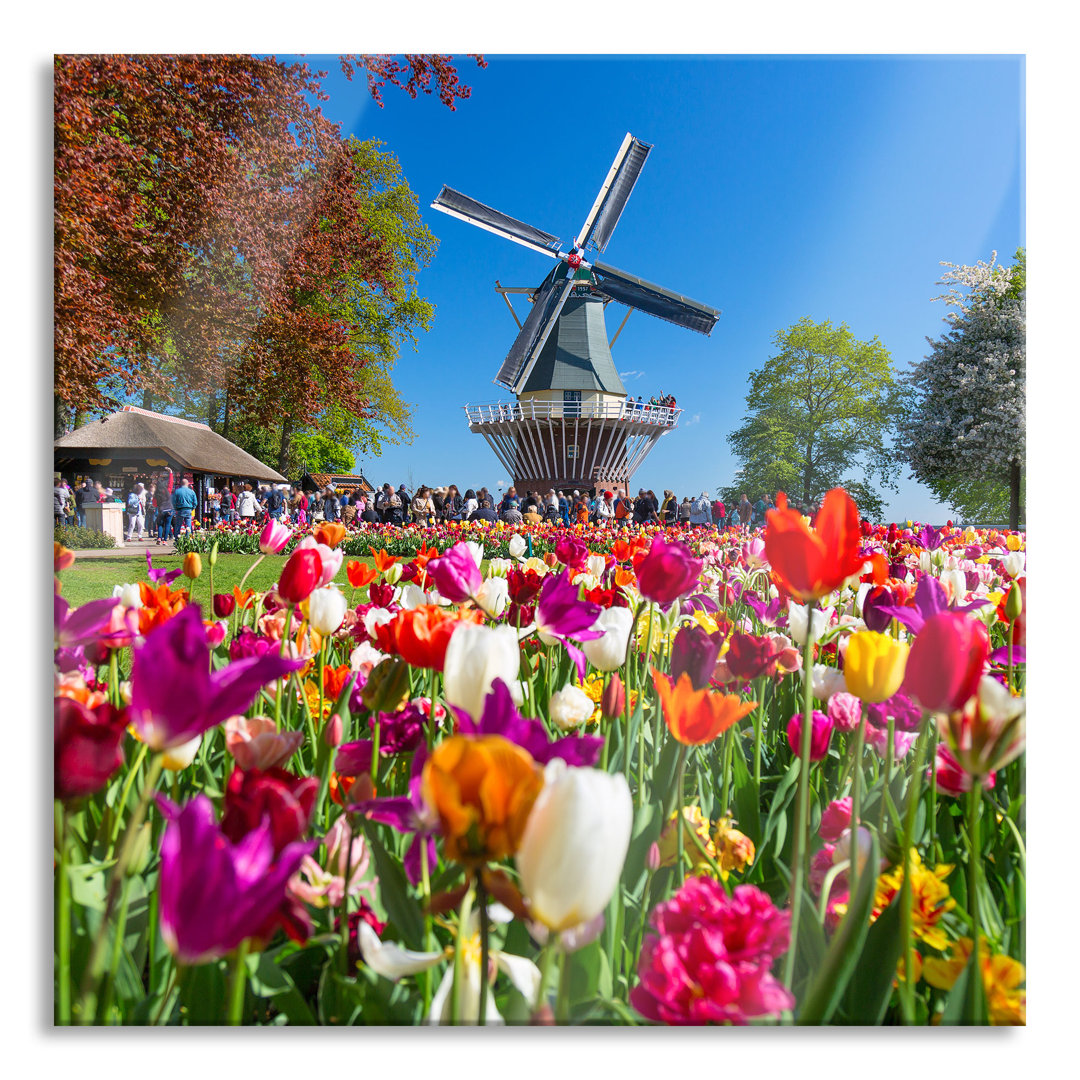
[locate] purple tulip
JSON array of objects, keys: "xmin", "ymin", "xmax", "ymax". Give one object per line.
[
  {"xmin": 635, "ymin": 535, "xmax": 703, "ymax": 607},
  {"xmin": 349, "ymin": 746, "xmax": 437, "ymax": 886},
  {"xmin": 156, "ymin": 794, "xmax": 315, "ymax": 965},
  {"xmin": 554, "ymin": 535, "xmax": 589, "ymax": 571},
  {"xmin": 145, "ymin": 550, "xmax": 183, "ymax": 586},
  {"xmin": 533, "ymin": 570, "xmax": 604, "ymax": 680},
  {"xmin": 875, "ymin": 574, "xmax": 987, "ymax": 636},
  {"xmin": 427, "ymin": 542, "xmax": 482, "ymax": 603},
  {"xmin": 863, "ymin": 689, "xmax": 923, "ymax": 733},
  {"xmin": 130, "ymin": 605, "xmax": 304, "ymax": 750},
  {"xmin": 454, "ymin": 678, "xmax": 603, "ymax": 767},
  {"xmin": 915, "ymin": 525, "xmax": 943, "ymax": 551},
  {"xmin": 860, "ymin": 586, "xmax": 895, "ymax": 633},
  {"xmin": 54, "ymin": 594, "xmax": 120, "ymax": 650},
  {"xmin": 670, "ymin": 625, "xmax": 722, "ymax": 691}
]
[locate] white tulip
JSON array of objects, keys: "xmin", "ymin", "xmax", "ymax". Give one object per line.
[
  {"xmin": 586, "ymin": 554, "xmax": 606, "ymax": 579},
  {"xmin": 515, "ymin": 760, "xmax": 633, "ymax": 933},
  {"xmin": 465, "ymin": 541, "xmax": 485, "ymax": 571},
  {"xmin": 787, "ymin": 603, "xmax": 834, "ymax": 646},
  {"xmin": 355, "ymin": 920, "xmax": 444, "ymax": 980},
  {"xmin": 443, "ymin": 623, "xmax": 521, "ymax": 721},
  {"xmin": 307, "ymin": 586, "xmax": 347, "ymax": 635},
  {"xmin": 548, "ymin": 684, "xmax": 595, "ymax": 731},
  {"xmin": 940, "ymin": 568, "xmax": 967, "ymax": 603},
  {"xmin": 112, "ymin": 583, "xmax": 143, "ymax": 609},
  {"xmin": 1002, "ymin": 551, "xmax": 1025, "ymax": 579},
  {"xmin": 508, "ymin": 534, "xmax": 527, "ymax": 559},
  {"xmin": 809, "ymin": 664, "xmax": 847, "ymax": 702},
  {"xmin": 363, "ymin": 607, "xmax": 395, "ymax": 639},
  {"xmin": 162, "ymin": 734, "xmax": 201, "ymax": 772},
  {"xmin": 383, "ymin": 563, "xmax": 403, "ymax": 586},
  {"xmin": 833, "ymin": 826, "xmax": 873, "ymax": 875},
  {"xmin": 350, "ymin": 640, "xmax": 385, "ymax": 672},
  {"xmin": 396, "ymin": 582, "xmax": 428, "ymax": 610},
  {"xmin": 581, "ymin": 606, "xmax": 634, "ymax": 672},
  {"xmin": 486, "ymin": 558, "xmax": 513, "ymax": 578},
  {"xmin": 475, "ymin": 576, "xmax": 509, "ymax": 618},
  {"xmin": 918, "ymin": 551, "xmax": 932, "ymax": 575}
]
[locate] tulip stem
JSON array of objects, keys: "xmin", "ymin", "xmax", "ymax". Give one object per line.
[
  {"xmin": 477, "ymin": 875, "xmax": 490, "ymax": 1026},
  {"xmin": 56, "ymin": 804, "xmax": 71, "ymax": 1025},
  {"xmin": 674, "ymin": 743, "xmax": 689, "ymax": 888},
  {"xmin": 897, "ymin": 721, "xmax": 929, "ymax": 1024},
  {"xmin": 929, "ymin": 726, "xmax": 941, "ymax": 862},
  {"xmin": 108, "ymin": 650, "xmax": 119, "ymax": 709},
  {"xmin": 318, "ymin": 638, "xmax": 327, "ymax": 744},
  {"xmin": 782, "ymin": 599, "xmax": 817, "ymax": 993},
  {"xmin": 849, "ymin": 719, "xmax": 865, "ymax": 900},
  {"xmin": 98, "ymin": 875, "xmax": 131, "ymax": 1023},
  {"xmin": 879, "ymin": 717, "xmax": 895, "ymax": 832},
  {"xmin": 275, "ymin": 603, "xmax": 293, "ymax": 728},
  {"xmin": 753, "ymin": 681, "xmax": 765, "ymax": 787},
  {"xmin": 451, "ymin": 885, "xmax": 474, "ymax": 1024},
  {"xmin": 227, "ymin": 940, "xmax": 250, "ymax": 1025},
  {"xmin": 555, "ymin": 946, "xmax": 572, "ymax": 1023},
  {"xmin": 420, "ymin": 836, "xmax": 433, "ymax": 1016},
  {"xmin": 77, "ymin": 753, "xmax": 164, "ymax": 1023},
  {"xmin": 237, "ymin": 553, "xmax": 265, "ymax": 597},
  {"xmin": 108, "ymin": 741, "xmax": 148, "ymax": 854},
  {"xmin": 967, "ymin": 784, "xmax": 987, "ymax": 1021}
]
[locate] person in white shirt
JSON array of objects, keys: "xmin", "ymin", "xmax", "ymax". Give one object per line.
[
  {"xmin": 238, "ymin": 483, "xmax": 258, "ymax": 520},
  {"xmin": 596, "ymin": 490, "xmax": 616, "ymax": 525}
]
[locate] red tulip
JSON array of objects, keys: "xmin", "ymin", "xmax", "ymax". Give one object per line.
[
  {"xmin": 764, "ymin": 488, "xmax": 864, "ymax": 603},
  {"xmin": 903, "ymin": 611, "xmax": 989, "ymax": 713},
  {"xmin": 213, "ymin": 592, "xmax": 236, "ymax": 618},
  {"xmin": 54, "ymin": 697, "xmax": 128, "ymax": 803},
  {"xmin": 277, "ymin": 548, "xmax": 322, "ymax": 605},
  {"xmin": 220, "ymin": 767, "xmax": 318, "ymax": 855}
]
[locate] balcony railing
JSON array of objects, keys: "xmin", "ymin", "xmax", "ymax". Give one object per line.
[{"xmin": 464, "ymin": 400, "xmax": 682, "ymax": 427}]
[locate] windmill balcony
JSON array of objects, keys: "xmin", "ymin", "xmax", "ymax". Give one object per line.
[{"xmin": 464, "ymin": 399, "xmax": 682, "ymax": 428}]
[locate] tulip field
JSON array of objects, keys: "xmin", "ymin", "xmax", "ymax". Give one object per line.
[{"xmin": 53, "ymin": 489, "xmax": 1026, "ymax": 1026}]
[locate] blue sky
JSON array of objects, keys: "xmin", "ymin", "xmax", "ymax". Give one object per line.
[{"xmin": 288, "ymin": 55, "xmax": 1024, "ymax": 521}]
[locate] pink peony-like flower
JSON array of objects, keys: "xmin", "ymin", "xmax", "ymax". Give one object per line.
[
  {"xmin": 225, "ymin": 715, "xmax": 304, "ymax": 771},
  {"xmin": 630, "ymin": 878, "xmax": 794, "ymax": 1025},
  {"xmin": 827, "ymin": 691, "xmax": 862, "ymax": 733},
  {"xmin": 819, "ymin": 797, "xmax": 853, "ymax": 842},
  {"xmin": 863, "ymin": 720, "xmax": 918, "ymax": 760}
]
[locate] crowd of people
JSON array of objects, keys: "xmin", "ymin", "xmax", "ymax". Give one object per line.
[{"xmin": 55, "ymin": 469, "xmax": 783, "ymax": 539}]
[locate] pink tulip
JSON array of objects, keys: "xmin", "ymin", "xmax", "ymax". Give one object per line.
[
  {"xmin": 819, "ymin": 797, "xmax": 853, "ymax": 842},
  {"xmin": 225, "ymin": 715, "xmax": 304, "ymax": 771},
  {"xmin": 260, "ymin": 519, "xmax": 292, "ymax": 554},
  {"xmin": 786, "ymin": 709, "xmax": 833, "ymax": 761}
]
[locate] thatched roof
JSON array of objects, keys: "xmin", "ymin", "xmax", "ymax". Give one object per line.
[
  {"xmin": 303, "ymin": 471, "xmax": 375, "ymax": 494},
  {"xmin": 54, "ymin": 406, "xmax": 286, "ymax": 482}
]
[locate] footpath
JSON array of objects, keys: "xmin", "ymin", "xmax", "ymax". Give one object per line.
[{"xmin": 72, "ymin": 539, "xmax": 179, "ymax": 559}]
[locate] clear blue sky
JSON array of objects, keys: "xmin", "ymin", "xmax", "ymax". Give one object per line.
[{"xmin": 293, "ymin": 54, "xmax": 1023, "ymax": 522}]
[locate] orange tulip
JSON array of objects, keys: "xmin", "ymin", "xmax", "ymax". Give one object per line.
[
  {"xmin": 233, "ymin": 585, "xmax": 257, "ymax": 611},
  {"xmin": 614, "ymin": 567, "xmax": 637, "ymax": 590},
  {"xmin": 861, "ymin": 551, "xmax": 889, "ymax": 585},
  {"xmin": 421, "ymin": 734, "xmax": 544, "ymax": 865},
  {"xmin": 377, "ymin": 604, "xmax": 482, "ymax": 672},
  {"xmin": 652, "ymin": 667, "xmax": 757, "ymax": 746},
  {"xmin": 413, "ymin": 541, "xmax": 440, "ymax": 573},
  {"xmin": 369, "ymin": 547, "xmax": 398, "ymax": 573},
  {"xmin": 764, "ymin": 488, "xmax": 864, "ymax": 603},
  {"xmin": 612, "ymin": 538, "xmax": 634, "ymax": 563},
  {"xmin": 346, "ymin": 560, "xmax": 377, "ymax": 589},
  {"xmin": 137, "ymin": 581, "xmax": 189, "ymax": 634},
  {"xmin": 314, "ymin": 522, "xmax": 347, "ymax": 549},
  {"xmin": 54, "ymin": 541, "xmax": 75, "ymax": 573}
]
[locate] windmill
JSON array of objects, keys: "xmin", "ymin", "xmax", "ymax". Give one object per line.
[{"xmin": 433, "ymin": 133, "xmax": 720, "ymax": 499}]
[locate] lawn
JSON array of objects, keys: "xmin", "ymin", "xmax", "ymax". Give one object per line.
[{"xmin": 59, "ymin": 552, "xmax": 376, "ymax": 608}]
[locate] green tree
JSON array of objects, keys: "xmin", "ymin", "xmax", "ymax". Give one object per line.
[
  {"xmin": 723, "ymin": 318, "xmax": 900, "ymax": 521},
  {"xmin": 895, "ymin": 249, "xmax": 1025, "ymax": 529}
]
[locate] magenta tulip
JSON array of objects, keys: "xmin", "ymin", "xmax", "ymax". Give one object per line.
[
  {"xmin": 635, "ymin": 535, "xmax": 703, "ymax": 606},
  {"xmin": 786, "ymin": 709, "xmax": 833, "ymax": 761}
]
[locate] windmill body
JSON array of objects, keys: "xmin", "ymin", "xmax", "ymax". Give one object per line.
[{"xmin": 433, "ymin": 134, "xmax": 720, "ymax": 497}]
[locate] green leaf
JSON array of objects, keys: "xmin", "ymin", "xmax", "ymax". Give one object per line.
[
  {"xmin": 797, "ymin": 831, "xmax": 880, "ymax": 1024},
  {"xmin": 249, "ymin": 947, "xmax": 317, "ymax": 1025},
  {"xmin": 941, "ymin": 947, "xmax": 990, "ymax": 1026},
  {"xmin": 366, "ymin": 828, "xmax": 425, "ymax": 949},
  {"xmin": 730, "ymin": 731, "xmax": 762, "ymax": 844},
  {"xmin": 837, "ymin": 896, "xmax": 903, "ymax": 1024},
  {"xmin": 177, "ymin": 960, "xmax": 228, "ymax": 1025}
]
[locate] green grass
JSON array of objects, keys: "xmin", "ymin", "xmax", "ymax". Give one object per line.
[{"xmin": 58, "ymin": 552, "xmax": 376, "ymax": 609}]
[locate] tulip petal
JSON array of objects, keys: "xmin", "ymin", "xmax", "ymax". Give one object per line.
[{"xmin": 356, "ymin": 920, "xmax": 444, "ymax": 979}]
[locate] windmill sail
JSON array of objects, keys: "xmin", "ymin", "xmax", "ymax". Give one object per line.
[
  {"xmin": 494, "ymin": 268, "xmax": 575, "ymax": 390},
  {"xmin": 431, "ymin": 187, "xmax": 563, "ymax": 259},
  {"xmin": 576, "ymin": 134, "xmax": 653, "ymax": 253},
  {"xmin": 591, "ymin": 260, "xmax": 720, "ymax": 336}
]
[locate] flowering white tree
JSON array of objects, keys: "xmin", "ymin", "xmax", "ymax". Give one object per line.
[{"xmin": 896, "ymin": 250, "xmax": 1025, "ymax": 528}]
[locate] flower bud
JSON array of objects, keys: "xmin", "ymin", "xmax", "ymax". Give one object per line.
[
  {"xmin": 786, "ymin": 709, "xmax": 833, "ymax": 761},
  {"xmin": 1005, "ymin": 580, "xmax": 1023, "ymax": 620},
  {"xmin": 182, "ymin": 553, "xmax": 202, "ymax": 580},
  {"xmin": 278, "ymin": 548, "xmax": 322, "ymax": 604},
  {"xmin": 209, "ymin": 540, "xmax": 219, "ymax": 568},
  {"xmin": 601, "ymin": 673, "xmax": 626, "ymax": 720},
  {"xmin": 548, "ymin": 684, "xmax": 595, "ymax": 732},
  {"xmin": 904, "ymin": 612, "xmax": 989, "ymax": 713},
  {"xmin": 384, "ymin": 562, "xmax": 404, "ymax": 586},
  {"xmin": 213, "ymin": 592, "xmax": 236, "ymax": 619},
  {"xmin": 324, "ymin": 712, "xmax": 343, "ymax": 748},
  {"xmin": 843, "ymin": 631, "xmax": 909, "ymax": 703},
  {"xmin": 308, "ymin": 586, "xmax": 348, "ymax": 636}
]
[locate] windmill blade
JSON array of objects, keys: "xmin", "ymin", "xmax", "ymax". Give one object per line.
[
  {"xmin": 591, "ymin": 260, "xmax": 721, "ymax": 335},
  {"xmin": 432, "ymin": 186, "xmax": 563, "ymax": 259},
  {"xmin": 576, "ymin": 134, "xmax": 653, "ymax": 253},
  {"xmin": 492, "ymin": 268, "xmax": 573, "ymax": 390},
  {"xmin": 510, "ymin": 274, "xmax": 576, "ymax": 394}
]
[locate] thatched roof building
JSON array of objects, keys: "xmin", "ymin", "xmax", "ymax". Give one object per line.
[{"xmin": 54, "ymin": 406, "xmax": 286, "ymax": 486}]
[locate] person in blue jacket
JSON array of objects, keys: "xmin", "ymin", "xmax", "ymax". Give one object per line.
[{"xmin": 172, "ymin": 477, "xmax": 198, "ymax": 535}]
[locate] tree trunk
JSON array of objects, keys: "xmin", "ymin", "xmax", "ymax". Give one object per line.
[
  {"xmin": 1009, "ymin": 460, "xmax": 1023, "ymax": 531},
  {"xmin": 278, "ymin": 415, "xmax": 294, "ymax": 476},
  {"xmin": 222, "ymin": 388, "xmax": 231, "ymax": 441},
  {"xmin": 141, "ymin": 388, "xmax": 154, "ymax": 411}
]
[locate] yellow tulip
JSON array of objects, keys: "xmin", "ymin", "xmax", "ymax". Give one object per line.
[
  {"xmin": 182, "ymin": 552, "xmax": 202, "ymax": 579},
  {"xmin": 844, "ymin": 631, "xmax": 909, "ymax": 703}
]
